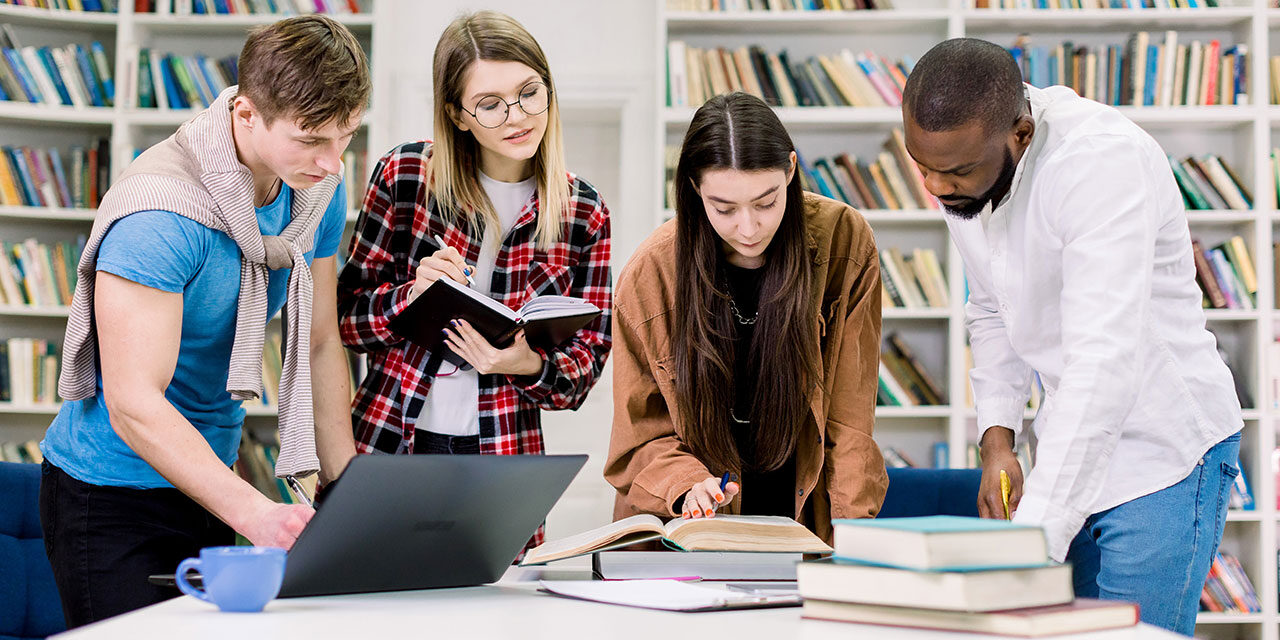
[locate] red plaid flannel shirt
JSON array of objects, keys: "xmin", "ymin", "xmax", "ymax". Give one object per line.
[{"xmin": 338, "ymin": 140, "xmax": 612, "ymax": 468}]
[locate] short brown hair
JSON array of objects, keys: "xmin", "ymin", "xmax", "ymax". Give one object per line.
[{"xmin": 238, "ymin": 14, "xmax": 370, "ymax": 131}]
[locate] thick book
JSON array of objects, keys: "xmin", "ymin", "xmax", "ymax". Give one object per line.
[
  {"xmin": 388, "ymin": 276, "xmax": 600, "ymax": 369},
  {"xmin": 832, "ymin": 515, "xmax": 1048, "ymax": 571},
  {"xmin": 520, "ymin": 514, "xmax": 832, "ymax": 566},
  {"xmin": 592, "ymin": 550, "xmax": 803, "ymax": 581},
  {"xmin": 797, "ymin": 558, "xmax": 1073, "ymax": 612},
  {"xmin": 802, "ymin": 598, "xmax": 1139, "ymax": 637}
]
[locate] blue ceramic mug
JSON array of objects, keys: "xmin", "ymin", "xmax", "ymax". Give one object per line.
[{"xmin": 175, "ymin": 546, "xmax": 286, "ymax": 612}]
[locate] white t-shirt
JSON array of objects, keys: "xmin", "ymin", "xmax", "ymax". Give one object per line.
[{"xmin": 416, "ymin": 171, "xmax": 536, "ymax": 437}]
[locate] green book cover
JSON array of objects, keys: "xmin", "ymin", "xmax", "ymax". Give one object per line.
[
  {"xmin": 1169, "ymin": 157, "xmax": 1210, "ymax": 210},
  {"xmin": 167, "ymin": 55, "xmax": 201, "ymax": 109},
  {"xmin": 137, "ymin": 49, "xmax": 154, "ymax": 109}
]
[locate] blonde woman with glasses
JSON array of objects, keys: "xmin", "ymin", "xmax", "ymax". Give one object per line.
[{"xmin": 337, "ymin": 11, "xmax": 612, "ymax": 547}]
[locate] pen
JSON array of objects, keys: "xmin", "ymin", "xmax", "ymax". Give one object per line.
[
  {"xmin": 285, "ymin": 475, "xmax": 314, "ymax": 509},
  {"xmin": 432, "ymin": 233, "xmax": 476, "ymax": 287},
  {"xmin": 999, "ymin": 469, "xmax": 1011, "ymax": 520}
]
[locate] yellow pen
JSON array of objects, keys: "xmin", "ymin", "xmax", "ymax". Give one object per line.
[{"xmin": 999, "ymin": 469, "xmax": 1011, "ymax": 520}]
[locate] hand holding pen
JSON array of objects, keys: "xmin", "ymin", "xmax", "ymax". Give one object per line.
[
  {"xmin": 681, "ymin": 472, "xmax": 740, "ymax": 520},
  {"xmin": 408, "ymin": 233, "xmax": 476, "ymax": 302}
]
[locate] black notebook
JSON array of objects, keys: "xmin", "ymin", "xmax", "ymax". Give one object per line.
[{"xmin": 388, "ymin": 276, "xmax": 601, "ymax": 369}]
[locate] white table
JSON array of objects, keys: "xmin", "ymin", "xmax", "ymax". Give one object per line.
[{"xmin": 54, "ymin": 564, "xmax": 1184, "ymax": 640}]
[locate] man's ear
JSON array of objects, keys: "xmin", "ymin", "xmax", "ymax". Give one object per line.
[
  {"xmin": 446, "ymin": 104, "xmax": 470, "ymax": 133},
  {"xmin": 1012, "ymin": 114, "xmax": 1035, "ymax": 149},
  {"xmin": 231, "ymin": 95, "xmax": 258, "ymax": 130}
]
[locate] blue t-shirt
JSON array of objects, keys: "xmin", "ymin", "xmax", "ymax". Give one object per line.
[{"xmin": 41, "ymin": 180, "xmax": 347, "ymax": 489}]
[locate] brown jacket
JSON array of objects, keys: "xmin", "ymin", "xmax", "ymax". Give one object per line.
[{"xmin": 604, "ymin": 193, "xmax": 888, "ymax": 544}]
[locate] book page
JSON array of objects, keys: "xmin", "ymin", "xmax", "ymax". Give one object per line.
[
  {"xmin": 519, "ymin": 295, "xmax": 599, "ymax": 320},
  {"xmin": 436, "ymin": 276, "xmax": 517, "ymax": 321},
  {"xmin": 662, "ymin": 516, "xmax": 832, "ymax": 553},
  {"xmin": 520, "ymin": 514, "xmax": 665, "ymax": 565},
  {"xmin": 663, "ymin": 515, "xmax": 802, "ymax": 537}
]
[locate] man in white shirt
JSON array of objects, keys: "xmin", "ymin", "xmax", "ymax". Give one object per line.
[{"xmin": 901, "ymin": 38, "xmax": 1243, "ymax": 636}]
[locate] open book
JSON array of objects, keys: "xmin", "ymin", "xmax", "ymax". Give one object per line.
[
  {"xmin": 521, "ymin": 514, "xmax": 833, "ymax": 566},
  {"xmin": 388, "ymin": 276, "xmax": 600, "ymax": 368}
]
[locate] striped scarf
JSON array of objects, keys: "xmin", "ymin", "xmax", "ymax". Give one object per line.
[{"xmin": 58, "ymin": 86, "xmax": 339, "ymax": 478}]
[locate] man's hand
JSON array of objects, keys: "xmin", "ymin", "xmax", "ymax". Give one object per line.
[
  {"xmin": 238, "ymin": 500, "xmax": 315, "ymax": 549},
  {"xmin": 977, "ymin": 426, "xmax": 1023, "ymax": 520}
]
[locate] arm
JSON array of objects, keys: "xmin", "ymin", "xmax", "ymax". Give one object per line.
[
  {"xmin": 1012, "ymin": 139, "xmax": 1155, "ymax": 561},
  {"xmin": 336, "ymin": 149, "xmax": 417, "ymax": 353},
  {"xmin": 96, "ymin": 271, "xmax": 311, "ymax": 548},
  {"xmin": 823, "ymin": 230, "xmax": 888, "ymax": 520},
  {"xmin": 309, "ymin": 255, "xmax": 356, "ymax": 485},
  {"xmin": 603, "ymin": 299, "xmax": 713, "ymax": 517},
  {"xmin": 507, "ymin": 199, "xmax": 614, "ymax": 411}
]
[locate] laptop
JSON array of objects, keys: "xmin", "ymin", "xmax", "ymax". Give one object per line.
[{"xmin": 153, "ymin": 454, "xmax": 586, "ymax": 597}]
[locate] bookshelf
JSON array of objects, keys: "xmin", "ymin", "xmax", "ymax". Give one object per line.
[
  {"xmin": 0, "ymin": 1, "xmax": 380, "ymax": 444},
  {"xmin": 657, "ymin": 1, "xmax": 1278, "ymax": 637}
]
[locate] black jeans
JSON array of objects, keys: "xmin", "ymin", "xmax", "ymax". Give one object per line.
[
  {"xmin": 413, "ymin": 430, "xmax": 480, "ymax": 454},
  {"xmin": 38, "ymin": 461, "xmax": 234, "ymax": 628}
]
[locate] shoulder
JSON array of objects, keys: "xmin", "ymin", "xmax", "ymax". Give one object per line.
[
  {"xmin": 801, "ymin": 191, "xmax": 875, "ymax": 267},
  {"xmin": 614, "ymin": 219, "xmax": 678, "ymax": 324},
  {"xmin": 564, "ymin": 172, "xmax": 610, "ymax": 235},
  {"xmin": 372, "ymin": 140, "xmax": 432, "ymax": 186}
]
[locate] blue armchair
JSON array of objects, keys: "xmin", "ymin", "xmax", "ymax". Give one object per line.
[
  {"xmin": 879, "ymin": 467, "xmax": 983, "ymax": 518},
  {"xmin": 0, "ymin": 462, "xmax": 66, "ymax": 640}
]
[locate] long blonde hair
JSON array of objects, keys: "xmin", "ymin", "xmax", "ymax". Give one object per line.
[{"xmin": 431, "ymin": 11, "xmax": 569, "ymax": 247}]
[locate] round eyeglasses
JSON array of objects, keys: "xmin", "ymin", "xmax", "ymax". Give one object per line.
[{"xmin": 458, "ymin": 81, "xmax": 551, "ymax": 129}]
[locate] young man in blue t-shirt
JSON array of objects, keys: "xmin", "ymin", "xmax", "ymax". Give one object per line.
[{"xmin": 38, "ymin": 16, "xmax": 371, "ymax": 628}]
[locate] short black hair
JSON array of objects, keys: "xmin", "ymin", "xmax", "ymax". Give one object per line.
[{"xmin": 903, "ymin": 38, "xmax": 1026, "ymax": 133}]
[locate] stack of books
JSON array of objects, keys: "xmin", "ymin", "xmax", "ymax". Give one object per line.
[
  {"xmin": 1192, "ymin": 236, "xmax": 1255, "ymax": 310},
  {"xmin": 798, "ymin": 516, "xmax": 1140, "ymax": 636},
  {"xmin": 877, "ymin": 332, "xmax": 945, "ymax": 407},
  {"xmin": 0, "ymin": 1, "xmax": 118, "ymax": 12},
  {"xmin": 0, "ymin": 27, "xmax": 114, "ymax": 108},
  {"xmin": 980, "ymin": 0, "xmax": 1221, "ymax": 8},
  {"xmin": 0, "ymin": 238, "xmax": 83, "ymax": 309},
  {"xmin": 666, "ymin": 42, "xmax": 913, "ymax": 108},
  {"xmin": 1009, "ymin": 32, "xmax": 1246, "ymax": 107}
]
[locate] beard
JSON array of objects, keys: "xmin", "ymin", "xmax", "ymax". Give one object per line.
[{"xmin": 940, "ymin": 147, "xmax": 1017, "ymax": 220}]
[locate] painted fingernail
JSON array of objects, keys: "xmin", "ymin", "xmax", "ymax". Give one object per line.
[
  {"xmin": 464, "ymin": 267, "xmax": 473, "ymax": 275},
  {"xmin": 704, "ymin": 509, "xmax": 712, "ymax": 517},
  {"xmin": 450, "ymin": 319, "xmax": 458, "ymax": 326},
  {"xmin": 715, "ymin": 494, "xmax": 723, "ymax": 502},
  {"xmin": 441, "ymin": 329, "xmax": 448, "ymax": 336}
]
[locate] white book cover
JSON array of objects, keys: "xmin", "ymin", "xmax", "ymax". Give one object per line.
[{"xmin": 1159, "ymin": 30, "xmax": 1178, "ymax": 107}]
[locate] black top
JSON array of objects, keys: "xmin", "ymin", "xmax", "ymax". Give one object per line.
[{"xmin": 723, "ymin": 262, "xmax": 797, "ymax": 518}]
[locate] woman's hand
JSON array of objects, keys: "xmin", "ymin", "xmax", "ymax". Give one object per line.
[
  {"xmin": 681, "ymin": 476, "xmax": 740, "ymax": 519},
  {"xmin": 409, "ymin": 246, "xmax": 471, "ymax": 302},
  {"xmin": 443, "ymin": 320, "xmax": 544, "ymax": 376}
]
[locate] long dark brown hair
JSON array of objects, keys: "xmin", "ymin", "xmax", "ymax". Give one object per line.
[{"xmin": 672, "ymin": 92, "xmax": 818, "ymax": 474}]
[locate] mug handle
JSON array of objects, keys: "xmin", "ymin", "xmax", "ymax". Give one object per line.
[{"xmin": 175, "ymin": 558, "xmax": 213, "ymax": 604}]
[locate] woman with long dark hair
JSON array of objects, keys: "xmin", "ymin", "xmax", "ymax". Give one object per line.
[{"xmin": 605, "ymin": 92, "xmax": 886, "ymax": 542}]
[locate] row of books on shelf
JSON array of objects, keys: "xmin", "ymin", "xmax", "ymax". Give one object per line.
[
  {"xmin": 1193, "ymin": 236, "xmax": 1255, "ymax": 310},
  {"xmin": 876, "ymin": 332, "xmax": 945, "ymax": 407},
  {"xmin": 0, "ymin": 338, "xmax": 59, "ymax": 405},
  {"xmin": 136, "ymin": 0, "xmax": 360, "ymax": 14},
  {"xmin": 253, "ymin": 326, "xmax": 365, "ymax": 407},
  {"xmin": 0, "ymin": 142, "xmax": 110, "ymax": 209},
  {"xmin": 136, "ymin": 49, "xmax": 235, "ymax": 110},
  {"xmin": 882, "ymin": 440, "xmax": 1034, "ymax": 475},
  {"xmin": 666, "ymin": 42, "xmax": 911, "ymax": 109},
  {"xmin": 881, "ymin": 247, "xmax": 948, "ymax": 309},
  {"xmin": 0, "ymin": 32, "xmax": 114, "ymax": 108},
  {"xmin": 0, "ymin": 238, "xmax": 83, "ymax": 309},
  {"xmin": 1201, "ymin": 552, "xmax": 1260, "ymax": 613},
  {"xmin": 981, "ymin": 0, "xmax": 1222, "ymax": 9},
  {"xmin": 1175, "ymin": 154, "xmax": 1250, "ymax": 211},
  {"xmin": 0, "ymin": 439, "xmax": 41, "ymax": 463},
  {"xmin": 233, "ymin": 432, "xmax": 316, "ymax": 504},
  {"xmin": 1010, "ymin": 33, "xmax": 1247, "ymax": 108},
  {"xmin": 0, "ymin": 0, "xmax": 116, "ymax": 11},
  {"xmin": 665, "ymin": 0, "xmax": 893, "ymax": 10}
]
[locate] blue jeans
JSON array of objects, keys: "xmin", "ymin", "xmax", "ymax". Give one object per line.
[{"xmin": 1067, "ymin": 431, "xmax": 1241, "ymax": 637}]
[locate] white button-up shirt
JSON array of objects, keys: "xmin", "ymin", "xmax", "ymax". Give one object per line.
[{"xmin": 948, "ymin": 85, "xmax": 1243, "ymax": 561}]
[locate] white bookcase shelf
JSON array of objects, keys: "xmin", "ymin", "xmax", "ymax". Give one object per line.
[
  {"xmin": 0, "ymin": 2, "xmax": 380, "ymax": 432},
  {"xmin": 657, "ymin": 2, "xmax": 1280, "ymax": 636}
]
